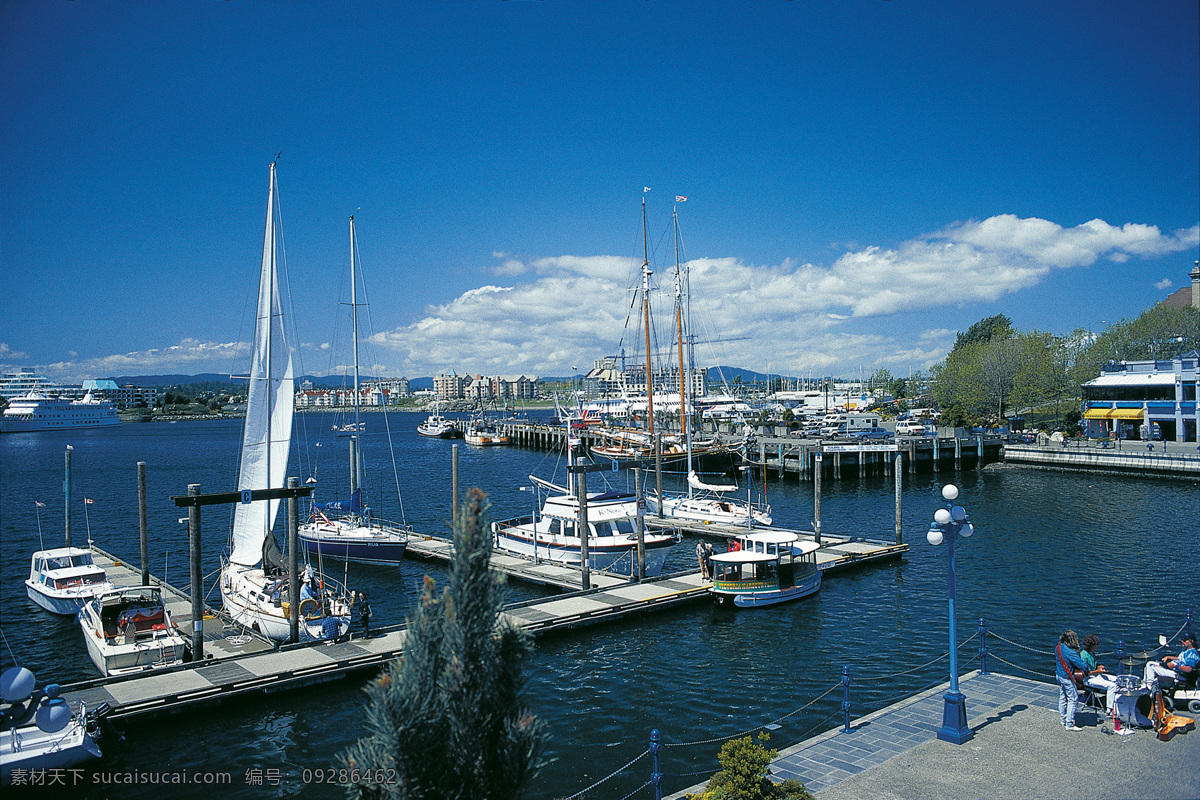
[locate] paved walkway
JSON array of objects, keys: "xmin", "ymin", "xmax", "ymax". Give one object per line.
[{"xmin": 665, "ymin": 671, "xmax": 1199, "ymax": 800}]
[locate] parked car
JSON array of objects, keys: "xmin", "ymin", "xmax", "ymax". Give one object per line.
[
  {"xmin": 895, "ymin": 420, "xmax": 927, "ymax": 436},
  {"xmin": 849, "ymin": 426, "xmax": 892, "ymax": 440}
]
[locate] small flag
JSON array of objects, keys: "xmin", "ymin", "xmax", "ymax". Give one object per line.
[
  {"xmin": 676, "ymin": 196, "xmax": 687, "ymax": 202},
  {"xmin": 66, "ymin": 445, "xmax": 73, "ymax": 450},
  {"xmin": 643, "ymin": 186, "xmax": 651, "ymax": 193},
  {"xmin": 35, "ymin": 501, "xmax": 46, "ymax": 508},
  {"xmin": 84, "ymin": 498, "xmax": 95, "ymax": 504}
]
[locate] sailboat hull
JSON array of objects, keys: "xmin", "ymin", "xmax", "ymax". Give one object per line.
[
  {"xmin": 298, "ymin": 521, "xmax": 408, "ymax": 566},
  {"xmin": 221, "ymin": 563, "xmax": 350, "ymax": 642}
]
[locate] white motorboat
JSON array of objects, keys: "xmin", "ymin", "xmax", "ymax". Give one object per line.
[
  {"xmin": 1, "ymin": 668, "xmax": 103, "ymax": 784},
  {"xmin": 77, "ymin": 586, "xmax": 187, "ymax": 676},
  {"xmin": 417, "ymin": 403, "xmax": 461, "ymax": 438},
  {"xmin": 0, "ymin": 391, "xmax": 120, "ymax": 433},
  {"xmin": 709, "ymin": 532, "xmax": 821, "ymax": 608},
  {"xmin": 463, "ymin": 416, "xmax": 510, "ymax": 446},
  {"xmin": 25, "ymin": 547, "xmax": 113, "ymax": 615},
  {"xmin": 492, "ymin": 435, "xmax": 679, "ymax": 576},
  {"xmin": 219, "ymin": 160, "xmax": 352, "ymax": 642},
  {"xmin": 299, "ymin": 215, "xmax": 410, "ymax": 567}
]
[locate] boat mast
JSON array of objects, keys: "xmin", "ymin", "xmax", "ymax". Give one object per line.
[
  {"xmin": 673, "ymin": 205, "xmax": 692, "ymax": 498},
  {"xmin": 642, "ymin": 195, "xmax": 654, "ymax": 437},
  {"xmin": 349, "ymin": 214, "xmax": 362, "ymax": 495}
]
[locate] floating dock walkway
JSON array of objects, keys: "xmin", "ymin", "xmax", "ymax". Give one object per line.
[{"xmin": 61, "ymin": 533, "xmax": 905, "ymax": 723}]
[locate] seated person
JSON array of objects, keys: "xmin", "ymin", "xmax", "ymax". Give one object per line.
[
  {"xmin": 1080, "ymin": 634, "xmax": 1117, "ymax": 713},
  {"xmin": 322, "ymin": 614, "xmax": 341, "ymax": 642},
  {"xmin": 300, "ymin": 579, "xmax": 316, "ymax": 603},
  {"xmin": 1144, "ymin": 633, "xmax": 1198, "ymax": 688}
]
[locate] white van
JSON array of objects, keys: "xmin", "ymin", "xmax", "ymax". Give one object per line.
[{"xmin": 896, "ymin": 420, "xmax": 927, "ymax": 436}]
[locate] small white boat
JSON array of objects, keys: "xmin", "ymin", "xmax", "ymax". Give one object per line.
[
  {"xmin": 25, "ymin": 547, "xmax": 114, "ymax": 615},
  {"xmin": 1, "ymin": 668, "xmax": 104, "ymax": 784},
  {"xmin": 492, "ymin": 475, "xmax": 679, "ymax": 576},
  {"xmin": 709, "ymin": 532, "xmax": 821, "ymax": 608},
  {"xmin": 417, "ymin": 405, "xmax": 461, "ymax": 438},
  {"xmin": 77, "ymin": 586, "xmax": 188, "ymax": 676}
]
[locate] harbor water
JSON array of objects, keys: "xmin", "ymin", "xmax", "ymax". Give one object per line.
[{"xmin": 1, "ymin": 413, "xmax": 1196, "ymax": 798}]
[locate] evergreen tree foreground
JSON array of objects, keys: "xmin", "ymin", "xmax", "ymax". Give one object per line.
[
  {"xmin": 686, "ymin": 733, "xmax": 814, "ymax": 800},
  {"xmin": 340, "ymin": 488, "xmax": 547, "ymax": 799}
]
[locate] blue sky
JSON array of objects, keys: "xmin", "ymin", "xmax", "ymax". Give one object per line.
[{"xmin": 2, "ymin": 1, "xmax": 1197, "ymax": 385}]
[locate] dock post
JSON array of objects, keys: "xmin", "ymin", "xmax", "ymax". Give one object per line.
[
  {"xmin": 138, "ymin": 462, "xmax": 150, "ymax": 586},
  {"xmin": 978, "ymin": 618, "xmax": 989, "ymax": 674},
  {"xmin": 910, "ymin": 442, "xmax": 916, "ymax": 475},
  {"xmin": 187, "ymin": 483, "xmax": 204, "ymax": 661},
  {"xmin": 760, "ymin": 440, "xmax": 767, "ymax": 483},
  {"xmin": 955, "ymin": 436, "xmax": 962, "ymax": 470},
  {"xmin": 840, "ymin": 665, "xmax": 852, "ymax": 733},
  {"xmin": 932, "ymin": 437, "xmax": 939, "ymax": 472},
  {"xmin": 813, "ymin": 452, "xmax": 822, "ymax": 545},
  {"xmin": 349, "ymin": 436, "xmax": 359, "ymax": 494},
  {"xmin": 894, "ymin": 452, "xmax": 903, "ymax": 544},
  {"xmin": 977, "ymin": 435, "xmax": 983, "ymax": 468},
  {"xmin": 654, "ymin": 433, "xmax": 663, "ymax": 519},
  {"xmin": 577, "ymin": 470, "xmax": 591, "ymax": 590},
  {"xmin": 778, "ymin": 443, "xmax": 783, "ymax": 480},
  {"xmin": 634, "ymin": 468, "xmax": 645, "ymax": 581},
  {"xmin": 288, "ymin": 477, "xmax": 300, "ymax": 644},
  {"xmin": 64, "ymin": 446, "xmax": 72, "ymax": 547},
  {"xmin": 834, "ymin": 452, "xmax": 841, "ymax": 480},
  {"xmin": 649, "ymin": 728, "xmax": 663, "ymax": 800},
  {"xmin": 452, "ymin": 444, "xmax": 460, "ymax": 528}
]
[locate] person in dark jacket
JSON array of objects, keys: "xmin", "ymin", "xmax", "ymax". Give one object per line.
[{"xmin": 358, "ymin": 592, "xmax": 371, "ymax": 638}]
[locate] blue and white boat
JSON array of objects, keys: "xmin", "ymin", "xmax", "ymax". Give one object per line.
[
  {"xmin": 26, "ymin": 547, "xmax": 113, "ymax": 615},
  {"xmin": 709, "ymin": 532, "xmax": 821, "ymax": 608},
  {"xmin": 0, "ymin": 392, "xmax": 120, "ymax": 433},
  {"xmin": 298, "ymin": 214, "xmax": 410, "ymax": 567},
  {"xmin": 1, "ymin": 667, "xmax": 104, "ymax": 784}
]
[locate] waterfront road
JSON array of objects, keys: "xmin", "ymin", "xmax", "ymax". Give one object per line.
[{"xmin": 665, "ymin": 671, "xmax": 1198, "ymax": 800}]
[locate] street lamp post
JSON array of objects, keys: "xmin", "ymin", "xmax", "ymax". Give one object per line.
[{"xmin": 928, "ymin": 483, "xmax": 975, "ymax": 744}]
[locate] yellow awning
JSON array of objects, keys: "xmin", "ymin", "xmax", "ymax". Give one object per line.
[{"xmin": 1083, "ymin": 407, "xmax": 1145, "ymax": 420}]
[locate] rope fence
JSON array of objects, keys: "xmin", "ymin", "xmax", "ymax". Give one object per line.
[{"xmin": 559, "ymin": 609, "xmax": 1194, "ymax": 800}]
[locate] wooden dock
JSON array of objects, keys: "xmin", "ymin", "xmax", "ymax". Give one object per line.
[{"xmin": 59, "ymin": 525, "xmax": 906, "ymax": 724}]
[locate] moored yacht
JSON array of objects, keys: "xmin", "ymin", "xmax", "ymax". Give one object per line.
[
  {"xmin": 25, "ymin": 547, "xmax": 113, "ymax": 615},
  {"xmin": 77, "ymin": 586, "xmax": 187, "ymax": 676},
  {"xmin": 709, "ymin": 531, "xmax": 821, "ymax": 608}
]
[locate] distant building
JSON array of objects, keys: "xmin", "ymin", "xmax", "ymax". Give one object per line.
[
  {"xmin": 0, "ymin": 369, "xmax": 57, "ymax": 400},
  {"xmin": 1081, "ymin": 350, "xmax": 1198, "ymax": 442},
  {"xmin": 437, "ymin": 371, "xmax": 537, "ymax": 401}
]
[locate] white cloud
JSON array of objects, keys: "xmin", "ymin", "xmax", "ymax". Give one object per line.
[
  {"xmin": 0, "ymin": 342, "xmax": 29, "ymax": 359},
  {"xmin": 1155, "ymin": 278, "xmax": 1173, "ymax": 290}
]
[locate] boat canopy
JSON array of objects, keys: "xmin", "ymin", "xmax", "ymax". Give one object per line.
[{"xmin": 687, "ymin": 470, "xmax": 738, "ymax": 493}]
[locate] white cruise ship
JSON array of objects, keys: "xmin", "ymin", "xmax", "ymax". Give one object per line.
[{"xmin": 1, "ymin": 392, "xmax": 121, "ymax": 432}]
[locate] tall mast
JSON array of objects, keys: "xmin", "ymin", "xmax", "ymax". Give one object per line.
[
  {"xmin": 349, "ymin": 214, "xmax": 362, "ymax": 492},
  {"xmin": 642, "ymin": 195, "xmax": 654, "ymax": 436},
  {"xmin": 673, "ymin": 205, "xmax": 692, "ymax": 495}
]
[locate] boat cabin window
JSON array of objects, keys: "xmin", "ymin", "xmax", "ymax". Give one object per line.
[
  {"xmin": 71, "ymin": 553, "xmax": 96, "ymax": 568},
  {"xmin": 549, "ymin": 519, "xmax": 561, "ymax": 536},
  {"xmin": 612, "ymin": 518, "xmax": 635, "ymax": 535}
]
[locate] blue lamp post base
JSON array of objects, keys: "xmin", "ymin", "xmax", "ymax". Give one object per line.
[{"xmin": 937, "ymin": 690, "xmax": 973, "ymax": 744}]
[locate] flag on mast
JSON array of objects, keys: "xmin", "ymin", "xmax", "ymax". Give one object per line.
[
  {"xmin": 35, "ymin": 500, "xmax": 46, "ymax": 507},
  {"xmin": 676, "ymin": 196, "xmax": 687, "ymax": 202},
  {"xmin": 84, "ymin": 498, "xmax": 95, "ymax": 504}
]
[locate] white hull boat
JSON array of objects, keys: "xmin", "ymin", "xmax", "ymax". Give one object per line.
[
  {"xmin": 218, "ymin": 161, "xmax": 352, "ymax": 642},
  {"xmin": 709, "ymin": 532, "xmax": 821, "ymax": 608},
  {"xmin": 1, "ymin": 668, "xmax": 104, "ymax": 785},
  {"xmin": 0, "ymin": 391, "xmax": 120, "ymax": 433},
  {"xmin": 25, "ymin": 547, "xmax": 114, "ymax": 615},
  {"xmin": 77, "ymin": 586, "xmax": 187, "ymax": 676}
]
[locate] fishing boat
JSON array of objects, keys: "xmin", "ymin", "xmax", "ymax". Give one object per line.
[
  {"xmin": 708, "ymin": 531, "xmax": 821, "ymax": 608},
  {"xmin": 0, "ymin": 391, "xmax": 120, "ymax": 433},
  {"xmin": 1, "ymin": 667, "xmax": 104, "ymax": 783},
  {"xmin": 26, "ymin": 548, "xmax": 113, "ymax": 616},
  {"xmin": 491, "ymin": 439, "xmax": 679, "ymax": 576},
  {"xmin": 77, "ymin": 586, "xmax": 187, "ymax": 675},
  {"xmin": 463, "ymin": 415, "xmax": 510, "ymax": 446},
  {"xmin": 417, "ymin": 402, "xmax": 461, "ymax": 438},
  {"xmin": 298, "ymin": 214, "xmax": 410, "ymax": 567},
  {"xmin": 219, "ymin": 160, "xmax": 353, "ymax": 642}
]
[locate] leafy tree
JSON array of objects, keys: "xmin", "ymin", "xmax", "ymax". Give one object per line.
[
  {"xmin": 953, "ymin": 314, "xmax": 1013, "ymax": 351},
  {"xmin": 890, "ymin": 377, "xmax": 908, "ymax": 400},
  {"xmin": 340, "ymin": 489, "xmax": 546, "ymax": 799},
  {"xmin": 686, "ymin": 733, "xmax": 813, "ymax": 800},
  {"xmin": 1071, "ymin": 304, "xmax": 1200, "ymax": 383}
]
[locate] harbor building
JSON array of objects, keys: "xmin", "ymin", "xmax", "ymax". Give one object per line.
[{"xmin": 1081, "ymin": 349, "xmax": 1199, "ymax": 442}]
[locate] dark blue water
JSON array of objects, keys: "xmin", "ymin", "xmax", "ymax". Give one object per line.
[{"xmin": 2, "ymin": 414, "xmax": 1196, "ymax": 799}]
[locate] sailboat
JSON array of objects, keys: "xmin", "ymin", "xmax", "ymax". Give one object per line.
[
  {"xmin": 219, "ymin": 161, "xmax": 353, "ymax": 642},
  {"xmin": 643, "ymin": 202, "xmax": 771, "ymax": 526},
  {"xmin": 298, "ymin": 215, "xmax": 411, "ymax": 566}
]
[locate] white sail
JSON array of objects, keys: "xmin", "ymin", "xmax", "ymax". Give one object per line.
[
  {"xmin": 687, "ymin": 470, "xmax": 738, "ymax": 493},
  {"xmin": 230, "ymin": 163, "xmax": 295, "ymax": 567}
]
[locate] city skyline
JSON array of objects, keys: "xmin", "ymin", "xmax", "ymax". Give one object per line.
[{"xmin": 2, "ymin": 1, "xmax": 1197, "ymax": 385}]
